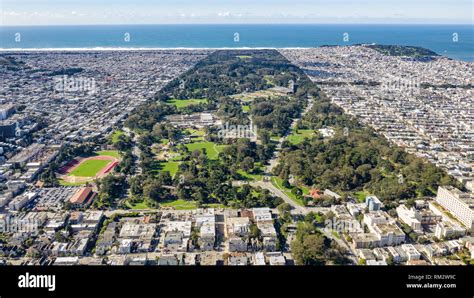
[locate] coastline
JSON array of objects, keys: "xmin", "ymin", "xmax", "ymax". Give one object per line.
[
  {"xmin": 1, "ymin": 47, "xmax": 470, "ymax": 63},
  {"xmin": 0, "ymin": 47, "xmax": 333, "ymax": 51}
]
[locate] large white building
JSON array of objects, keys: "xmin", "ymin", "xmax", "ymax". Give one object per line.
[
  {"xmin": 396, "ymin": 205, "xmax": 422, "ymax": 232},
  {"xmin": 436, "ymin": 186, "xmax": 474, "ymax": 230},
  {"xmin": 363, "ymin": 211, "xmax": 406, "ymax": 247},
  {"xmin": 435, "ymin": 221, "xmax": 466, "ymax": 240}
]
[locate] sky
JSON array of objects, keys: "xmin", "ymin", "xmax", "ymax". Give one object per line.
[{"xmin": 0, "ymin": 0, "xmax": 472, "ymax": 26}]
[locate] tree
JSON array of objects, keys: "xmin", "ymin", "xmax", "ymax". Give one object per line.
[
  {"xmin": 277, "ymin": 202, "xmax": 292, "ymax": 213},
  {"xmin": 98, "ymin": 175, "xmax": 126, "ymax": 200},
  {"xmin": 241, "ymin": 156, "xmax": 255, "ymax": 172},
  {"xmin": 143, "ymin": 179, "xmax": 165, "ymax": 201},
  {"xmin": 291, "ymin": 233, "xmax": 326, "ymax": 265},
  {"xmin": 259, "ymin": 130, "xmax": 271, "ymax": 145}
]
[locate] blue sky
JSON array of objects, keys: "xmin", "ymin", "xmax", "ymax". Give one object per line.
[{"xmin": 1, "ymin": 0, "xmax": 472, "ymax": 25}]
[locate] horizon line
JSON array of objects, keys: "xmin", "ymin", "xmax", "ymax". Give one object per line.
[{"xmin": 1, "ymin": 23, "xmax": 473, "ymax": 28}]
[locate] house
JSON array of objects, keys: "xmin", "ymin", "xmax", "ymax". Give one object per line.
[
  {"xmin": 252, "ymin": 207, "xmax": 273, "ymax": 223},
  {"xmin": 158, "ymin": 255, "xmax": 179, "ymax": 266},
  {"xmin": 401, "ymin": 244, "xmax": 421, "ymax": 261},
  {"xmin": 257, "ymin": 222, "xmax": 278, "ymax": 251},
  {"xmin": 200, "ymin": 252, "xmax": 217, "ymax": 265},
  {"xmin": 184, "ymin": 253, "xmax": 196, "ymax": 265},
  {"xmin": 268, "ymin": 253, "xmax": 286, "ymax": 266},
  {"xmin": 309, "ymin": 189, "xmax": 321, "ymax": 199},
  {"xmin": 164, "ymin": 231, "xmax": 187, "ymax": 252},
  {"xmin": 365, "ymin": 196, "xmax": 382, "ymax": 211},
  {"xmin": 351, "ymin": 233, "xmax": 380, "ymax": 249},
  {"xmin": 199, "ymin": 221, "xmax": 215, "ymax": 251},
  {"xmin": 227, "ymin": 237, "xmax": 247, "ymax": 252},
  {"xmin": 225, "ymin": 216, "xmax": 250, "ymax": 238},
  {"xmin": 118, "ymin": 239, "xmax": 132, "ymax": 254},
  {"xmin": 253, "ymin": 252, "xmax": 266, "ymax": 265},
  {"xmin": 53, "ymin": 256, "xmax": 79, "ymax": 265},
  {"xmin": 366, "ymin": 260, "xmax": 387, "ymax": 265},
  {"xmin": 228, "ymin": 255, "xmax": 248, "ymax": 266},
  {"xmin": 96, "ymin": 222, "xmax": 116, "ymax": 255}
]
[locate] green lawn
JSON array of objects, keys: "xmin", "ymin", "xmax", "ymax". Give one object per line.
[
  {"xmin": 96, "ymin": 150, "xmax": 121, "ymax": 158},
  {"xmin": 125, "ymin": 200, "xmax": 151, "ymax": 210},
  {"xmin": 185, "ymin": 128, "xmax": 206, "ymax": 136},
  {"xmin": 300, "ymin": 184, "xmax": 311, "ymax": 196},
  {"xmin": 160, "ymin": 199, "xmax": 198, "ymax": 210},
  {"xmin": 185, "ymin": 128, "xmax": 206, "ymax": 141},
  {"xmin": 110, "ymin": 130, "xmax": 125, "ymax": 143},
  {"xmin": 160, "ymin": 199, "xmax": 225, "ymax": 210},
  {"xmin": 185, "ymin": 141, "xmax": 226, "ymax": 160},
  {"xmin": 166, "ymin": 98, "xmax": 208, "ymax": 109},
  {"xmin": 236, "ymin": 55, "xmax": 252, "ymax": 59},
  {"xmin": 236, "ymin": 169, "xmax": 263, "ymax": 181},
  {"xmin": 287, "ymin": 129, "xmax": 316, "ymax": 145},
  {"xmin": 354, "ymin": 190, "xmax": 370, "ymax": 203},
  {"xmin": 271, "ymin": 176, "xmax": 305, "ymax": 206},
  {"xmin": 242, "ymin": 105, "xmax": 250, "ymax": 112},
  {"xmin": 69, "ymin": 159, "xmax": 111, "ymax": 177},
  {"xmin": 59, "ymin": 180, "xmax": 87, "ymax": 186},
  {"xmin": 159, "ymin": 161, "xmax": 181, "ymax": 177}
]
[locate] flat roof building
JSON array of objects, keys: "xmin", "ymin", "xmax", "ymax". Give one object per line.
[{"xmin": 436, "ymin": 186, "xmax": 474, "ymax": 230}]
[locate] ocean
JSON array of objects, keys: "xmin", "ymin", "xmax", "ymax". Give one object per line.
[{"xmin": 0, "ymin": 24, "xmax": 473, "ymax": 61}]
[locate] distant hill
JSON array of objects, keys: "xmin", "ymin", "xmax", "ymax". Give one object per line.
[{"xmin": 365, "ymin": 44, "xmax": 439, "ymax": 58}]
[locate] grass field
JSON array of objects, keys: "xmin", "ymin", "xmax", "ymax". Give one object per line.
[
  {"xmin": 69, "ymin": 159, "xmax": 111, "ymax": 177},
  {"xmin": 161, "ymin": 199, "xmax": 198, "ymax": 210},
  {"xmin": 111, "ymin": 130, "xmax": 125, "ymax": 143},
  {"xmin": 287, "ymin": 129, "xmax": 317, "ymax": 145},
  {"xmin": 166, "ymin": 98, "xmax": 208, "ymax": 109},
  {"xmin": 236, "ymin": 163, "xmax": 265, "ymax": 181},
  {"xmin": 160, "ymin": 199, "xmax": 225, "ymax": 210},
  {"xmin": 58, "ymin": 180, "xmax": 88, "ymax": 186},
  {"xmin": 185, "ymin": 128, "xmax": 206, "ymax": 141},
  {"xmin": 59, "ymin": 151, "xmax": 120, "ymax": 183},
  {"xmin": 185, "ymin": 141, "xmax": 226, "ymax": 160},
  {"xmin": 237, "ymin": 169, "xmax": 263, "ymax": 181},
  {"xmin": 159, "ymin": 161, "xmax": 181, "ymax": 177},
  {"xmin": 354, "ymin": 190, "xmax": 370, "ymax": 203},
  {"xmin": 242, "ymin": 105, "xmax": 250, "ymax": 112},
  {"xmin": 271, "ymin": 176, "xmax": 305, "ymax": 206},
  {"xmin": 125, "ymin": 200, "xmax": 151, "ymax": 210}
]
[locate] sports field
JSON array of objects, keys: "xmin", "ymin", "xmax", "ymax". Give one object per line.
[
  {"xmin": 57, "ymin": 151, "xmax": 120, "ymax": 184},
  {"xmin": 69, "ymin": 159, "xmax": 112, "ymax": 177}
]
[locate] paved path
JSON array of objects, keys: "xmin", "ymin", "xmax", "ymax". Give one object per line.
[
  {"xmin": 232, "ymin": 180, "xmax": 306, "ymax": 214},
  {"xmin": 265, "ymin": 96, "xmax": 314, "ymax": 174}
]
